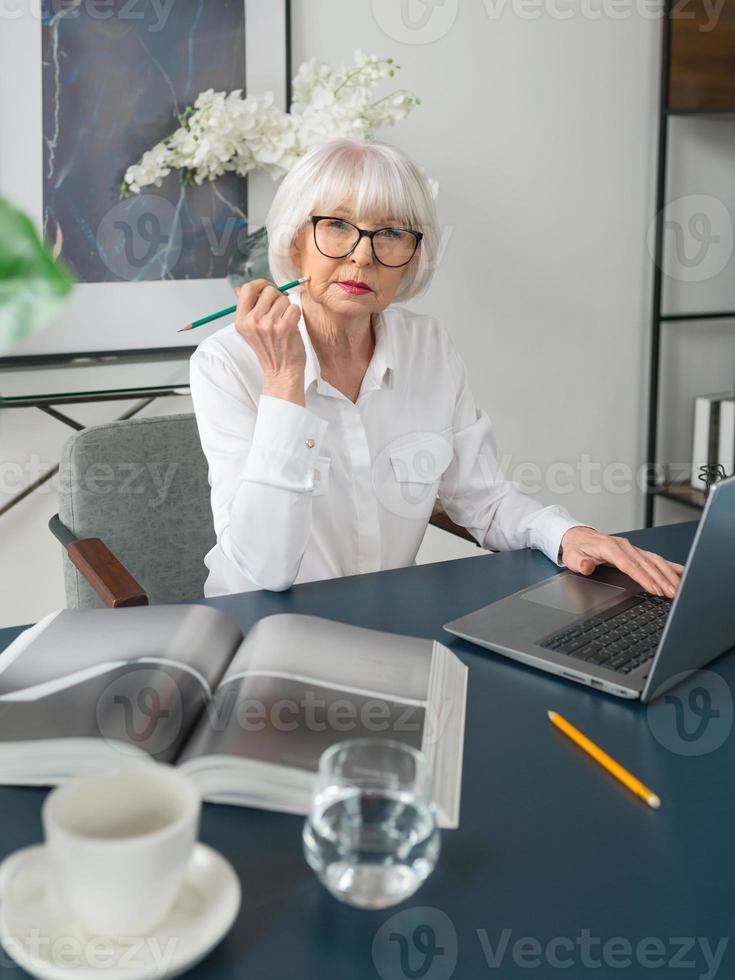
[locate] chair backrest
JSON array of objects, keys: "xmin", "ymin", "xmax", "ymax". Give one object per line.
[{"xmin": 57, "ymin": 413, "xmax": 215, "ymax": 608}]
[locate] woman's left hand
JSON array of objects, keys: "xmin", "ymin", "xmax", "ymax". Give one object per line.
[{"xmin": 558, "ymin": 526, "xmax": 685, "ymax": 599}]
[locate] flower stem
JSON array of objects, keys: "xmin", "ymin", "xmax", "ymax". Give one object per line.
[{"xmin": 333, "ymin": 58, "xmax": 392, "ymax": 96}]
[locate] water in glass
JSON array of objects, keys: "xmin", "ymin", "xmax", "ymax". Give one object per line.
[{"xmin": 302, "ymin": 739, "xmax": 440, "ymax": 909}]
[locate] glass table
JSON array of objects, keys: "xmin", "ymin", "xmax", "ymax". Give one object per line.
[{"xmin": 0, "ymin": 352, "xmax": 192, "ymax": 517}]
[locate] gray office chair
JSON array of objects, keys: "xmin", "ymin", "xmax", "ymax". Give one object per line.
[{"xmin": 50, "ymin": 413, "xmax": 477, "ymax": 608}]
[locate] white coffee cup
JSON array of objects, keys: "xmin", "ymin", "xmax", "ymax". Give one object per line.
[{"xmin": 41, "ymin": 760, "xmax": 201, "ymax": 938}]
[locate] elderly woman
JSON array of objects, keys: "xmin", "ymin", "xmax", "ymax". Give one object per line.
[{"xmin": 189, "ymin": 138, "xmax": 684, "ymax": 599}]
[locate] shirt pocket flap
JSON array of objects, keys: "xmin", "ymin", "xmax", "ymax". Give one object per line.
[{"xmin": 388, "ymin": 431, "xmax": 454, "ymax": 484}]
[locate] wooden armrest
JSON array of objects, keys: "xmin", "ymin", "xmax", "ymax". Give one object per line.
[
  {"xmin": 49, "ymin": 515, "xmax": 148, "ymax": 607},
  {"xmin": 429, "ymin": 503, "xmax": 480, "ymax": 545},
  {"xmin": 67, "ymin": 539, "xmax": 149, "ymax": 607}
]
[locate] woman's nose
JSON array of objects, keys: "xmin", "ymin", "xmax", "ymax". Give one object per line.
[{"xmin": 350, "ymin": 236, "xmax": 374, "ymax": 265}]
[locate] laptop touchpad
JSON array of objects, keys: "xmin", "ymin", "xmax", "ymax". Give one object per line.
[{"xmin": 520, "ymin": 576, "xmax": 626, "ymax": 615}]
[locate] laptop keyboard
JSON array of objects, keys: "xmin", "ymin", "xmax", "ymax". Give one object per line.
[{"xmin": 537, "ymin": 592, "xmax": 673, "ymax": 675}]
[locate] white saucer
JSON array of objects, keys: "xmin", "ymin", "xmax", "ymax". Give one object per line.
[{"xmin": 0, "ymin": 842, "xmax": 241, "ymax": 980}]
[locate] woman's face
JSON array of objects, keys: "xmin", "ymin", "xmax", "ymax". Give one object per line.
[{"xmin": 290, "ymin": 199, "xmax": 414, "ymax": 317}]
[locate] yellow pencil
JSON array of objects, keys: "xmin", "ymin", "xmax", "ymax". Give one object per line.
[{"xmin": 547, "ymin": 710, "xmax": 661, "ymax": 810}]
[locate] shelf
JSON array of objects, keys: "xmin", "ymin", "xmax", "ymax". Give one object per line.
[
  {"xmin": 660, "ymin": 312, "xmax": 735, "ymax": 323},
  {"xmin": 646, "ymin": 0, "xmax": 735, "ymax": 528},
  {"xmin": 0, "ymin": 347, "xmax": 195, "ymax": 369},
  {"xmin": 666, "ymin": 108, "xmax": 735, "ymax": 117},
  {"xmin": 649, "ymin": 481, "xmax": 706, "ymax": 510}
]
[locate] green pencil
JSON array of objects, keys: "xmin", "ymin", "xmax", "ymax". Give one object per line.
[{"xmin": 178, "ymin": 276, "xmax": 310, "ymax": 332}]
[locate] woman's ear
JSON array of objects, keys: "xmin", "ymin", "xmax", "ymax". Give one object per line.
[{"xmin": 290, "ymin": 227, "xmax": 304, "ymax": 273}]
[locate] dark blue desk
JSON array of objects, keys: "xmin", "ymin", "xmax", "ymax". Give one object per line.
[{"xmin": 2, "ymin": 521, "xmax": 733, "ymax": 980}]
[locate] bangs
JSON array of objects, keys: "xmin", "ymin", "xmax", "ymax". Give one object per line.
[{"xmin": 307, "ymin": 146, "xmax": 418, "ymax": 228}]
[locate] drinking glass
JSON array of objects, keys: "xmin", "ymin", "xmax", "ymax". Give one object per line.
[{"xmin": 302, "ymin": 738, "xmax": 440, "ymax": 909}]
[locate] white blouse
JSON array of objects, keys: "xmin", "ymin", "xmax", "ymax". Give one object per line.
[{"xmin": 189, "ymin": 288, "xmax": 586, "ymax": 597}]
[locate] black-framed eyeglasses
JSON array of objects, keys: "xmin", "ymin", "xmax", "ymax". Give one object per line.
[{"xmin": 309, "ymin": 215, "xmax": 423, "ymax": 268}]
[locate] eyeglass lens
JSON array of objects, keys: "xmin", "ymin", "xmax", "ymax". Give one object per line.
[{"xmin": 314, "ymin": 218, "xmax": 418, "ymax": 267}]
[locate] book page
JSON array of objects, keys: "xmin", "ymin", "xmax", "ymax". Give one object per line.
[
  {"xmin": 180, "ymin": 613, "xmax": 433, "ymax": 774},
  {"xmin": 0, "ymin": 604, "xmax": 244, "ymax": 772},
  {"xmin": 216, "ymin": 613, "xmax": 433, "ymax": 701},
  {"xmin": 178, "ymin": 615, "xmax": 467, "ymax": 829},
  {"xmin": 0, "ymin": 604, "xmax": 241, "ymax": 701},
  {"xmin": 178, "ymin": 674, "xmax": 425, "ymax": 770},
  {"xmin": 0, "ymin": 661, "xmax": 209, "ymax": 765}
]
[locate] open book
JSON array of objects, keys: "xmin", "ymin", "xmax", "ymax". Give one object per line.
[{"xmin": 0, "ymin": 607, "xmax": 467, "ymax": 828}]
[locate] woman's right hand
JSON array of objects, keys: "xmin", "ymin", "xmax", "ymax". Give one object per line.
[{"xmin": 234, "ymin": 279, "xmax": 306, "ymax": 406}]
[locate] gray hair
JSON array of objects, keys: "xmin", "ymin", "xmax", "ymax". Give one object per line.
[{"xmin": 266, "ymin": 138, "xmax": 439, "ymax": 303}]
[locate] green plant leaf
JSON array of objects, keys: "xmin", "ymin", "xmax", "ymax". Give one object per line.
[{"xmin": 0, "ymin": 197, "xmax": 75, "ymax": 352}]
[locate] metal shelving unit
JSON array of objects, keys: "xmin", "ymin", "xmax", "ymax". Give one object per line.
[{"xmin": 645, "ymin": 0, "xmax": 735, "ymax": 526}]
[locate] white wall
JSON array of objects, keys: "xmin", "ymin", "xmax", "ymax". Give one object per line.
[
  {"xmin": 4, "ymin": 0, "xmax": 731, "ymax": 627},
  {"xmin": 293, "ymin": 0, "xmax": 661, "ymax": 534},
  {"xmin": 289, "ymin": 0, "xmax": 734, "ymax": 528}
]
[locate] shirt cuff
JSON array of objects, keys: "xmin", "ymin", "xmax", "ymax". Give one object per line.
[
  {"xmin": 242, "ymin": 394, "xmax": 328, "ymax": 493},
  {"xmin": 528, "ymin": 506, "xmax": 594, "ymax": 568}
]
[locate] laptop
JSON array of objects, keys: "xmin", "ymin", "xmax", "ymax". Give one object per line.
[{"xmin": 443, "ymin": 473, "xmax": 735, "ymax": 702}]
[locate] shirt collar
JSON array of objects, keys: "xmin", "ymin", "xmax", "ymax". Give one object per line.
[{"xmin": 290, "ymin": 287, "xmax": 395, "ymax": 397}]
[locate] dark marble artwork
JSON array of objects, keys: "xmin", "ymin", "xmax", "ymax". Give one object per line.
[{"xmin": 42, "ymin": 0, "xmax": 249, "ymax": 282}]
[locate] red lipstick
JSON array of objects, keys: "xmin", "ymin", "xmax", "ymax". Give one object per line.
[{"xmin": 336, "ymin": 280, "xmax": 372, "ymax": 295}]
